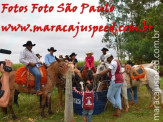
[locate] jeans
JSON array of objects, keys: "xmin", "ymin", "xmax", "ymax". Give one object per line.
[
  {"xmin": 82, "ymin": 109, "xmax": 93, "ymax": 122},
  {"xmin": 127, "ymin": 87, "xmax": 138, "ymax": 104},
  {"xmin": 26, "ymin": 66, "xmax": 41, "ymax": 91},
  {"xmin": 107, "ymin": 81, "xmax": 123, "ymax": 110}
]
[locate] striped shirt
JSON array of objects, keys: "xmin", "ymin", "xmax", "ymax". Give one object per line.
[{"xmin": 19, "ymin": 48, "xmax": 40, "ymax": 65}]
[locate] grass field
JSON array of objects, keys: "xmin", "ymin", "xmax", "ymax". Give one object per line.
[{"xmin": 0, "ymin": 64, "xmax": 163, "ymax": 122}]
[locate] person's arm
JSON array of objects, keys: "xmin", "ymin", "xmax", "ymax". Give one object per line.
[
  {"xmin": 73, "ymin": 87, "xmax": 83, "ymax": 95},
  {"xmin": 45, "ymin": 55, "xmax": 50, "ymax": 66},
  {"xmin": 75, "ymin": 59, "xmax": 78, "ymax": 69},
  {"xmin": 0, "ymin": 60, "xmax": 12, "ymax": 107},
  {"xmin": 90, "ymin": 56, "xmax": 94, "ymax": 68},
  {"xmin": 85, "ymin": 57, "xmax": 90, "ymax": 68},
  {"xmin": 19, "ymin": 51, "xmax": 29, "ymax": 65},
  {"xmin": 93, "ymin": 68, "xmax": 110, "ymax": 78}
]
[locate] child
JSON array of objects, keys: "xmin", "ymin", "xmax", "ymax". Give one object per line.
[
  {"xmin": 73, "ymin": 84, "xmax": 94, "ymax": 122},
  {"xmin": 82, "ymin": 52, "xmax": 96, "ymax": 83}
]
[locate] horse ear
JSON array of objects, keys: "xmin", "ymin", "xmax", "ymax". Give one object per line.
[{"xmin": 57, "ymin": 59, "xmax": 61, "ymax": 63}]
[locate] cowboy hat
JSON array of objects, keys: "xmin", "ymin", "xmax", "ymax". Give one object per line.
[
  {"xmin": 101, "ymin": 48, "xmax": 109, "ymax": 51},
  {"xmin": 70, "ymin": 52, "xmax": 77, "ymax": 57},
  {"xmin": 23, "ymin": 41, "xmax": 36, "ymax": 47},
  {"xmin": 36, "ymin": 54, "xmax": 42, "ymax": 58},
  {"xmin": 104, "ymin": 53, "xmax": 113, "ymax": 62},
  {"xmin": 48, "ymin": 47, "xmax": 57, "ymax": 52},
  {"xmin": 86, "ymin": 51, "xmax": 93, "ymax": 55}
]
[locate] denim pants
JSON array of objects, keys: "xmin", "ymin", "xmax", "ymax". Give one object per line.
[
  {"xmin": 82, "ymin": 109, "xmax": 93, "ymax": 122},
  {"xmin": 127, "ymin": 87, "xmax": 138, "ymax": 104},
  {"xmin": 107, "ymin": 81, "xmax": 123, "ymax": 110},
  {"xmin": 26, "ymin": 66, "xmax": 41, "ymax": 91}
]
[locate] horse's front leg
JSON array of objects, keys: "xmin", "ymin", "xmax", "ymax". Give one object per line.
[
  {"xmin": 8, "ymin": 90, "xmax": 17, "ymax": 120},
  {"xmin": 47, "ymin": 93, "xmax": 53, "ymax": 115},
  {"xmin": 58, "ymin": 86, "xmax": 63, "ymax": 106},
  {"xmin": 1, "ymin": 107, "xmax": 7, "ymax": 114},
  {"xmin": 41, "ymin": 94, "xmax": 47, "ymax": 118}
]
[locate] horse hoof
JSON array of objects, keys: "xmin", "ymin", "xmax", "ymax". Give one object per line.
[
  {"xmin": 12, "ymin": 115, "xmax": 18, "ymax": 120},
  {"xmin": 41, "ymin": 113, "xmax": 46, "ymax": 118},
  {"xmin": 48, "ymin": 111, "xmax": 54, "ymax": 115},
  {"xmin": 1, "ymin": 108, "xmax": 7, "ymax": 115}
]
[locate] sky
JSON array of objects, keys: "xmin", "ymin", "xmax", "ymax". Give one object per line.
[{"xmin": 0, "ymin": 0, "xmax": 116, "ymax": 63}]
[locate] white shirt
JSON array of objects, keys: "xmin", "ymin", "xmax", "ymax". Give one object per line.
[
  {"xmin": 100, "ymin": 54, "xmax": 106, "ymax": 62},
  {"xmin": 108, "ymin": 59, "xmax": 118, "ymax": 81},
  {"xmin": 19, "ymin": 48, "xmax": 40, "ymax": 65}
]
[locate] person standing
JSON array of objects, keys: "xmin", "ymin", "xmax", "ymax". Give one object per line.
[
  {"xmin": 125, "ymin": 60, "xmax": 138, "ymax": 105},
  {"xmin": 93, "ymin": 53, "xmax": 124, "ymax": 117},
  {"xmin": 45, "ymin": 47, "xmax": 57, "ymax": 66},
  {"xmin": 73, "ymin": 84, "xmax": 94, "ymax": 122},
  {"xmin": 19, "ymin": 41, "xmax": 42, "ymax": 96},
  {"xmin": 99, "ymin": 48, "xmax": 109, "ymax": 63}
]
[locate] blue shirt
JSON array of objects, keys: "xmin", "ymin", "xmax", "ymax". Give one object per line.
[{"xmin": 45, "ymin": 54, "xmax": 56, "ymax": 66}]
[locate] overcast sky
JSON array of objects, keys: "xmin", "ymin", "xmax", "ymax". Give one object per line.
[{"xmin": 0, "ymin": 0, "xmax": 116, "ymax": 63}]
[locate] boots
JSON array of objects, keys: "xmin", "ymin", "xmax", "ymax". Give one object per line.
[
  {"xmin": 112, "ymin": 109, "xmax": 121, "ymax": 118},
  {"xmin": 83, "ymin": 116, "xmax": 87, "ymax": 122}
]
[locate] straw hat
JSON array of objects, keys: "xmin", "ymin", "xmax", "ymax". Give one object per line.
[{"xmin": 86, "ymin": 51, "xmax": 93, "ymax": 55}]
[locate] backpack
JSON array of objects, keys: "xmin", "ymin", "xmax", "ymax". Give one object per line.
[{"xmin": 83, "ymin": 91, "xmax": 94, "ymax": 110}]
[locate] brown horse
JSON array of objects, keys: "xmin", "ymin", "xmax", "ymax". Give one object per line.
[{"xmin": 4, "ymin": 61, "xmax": 73, "ymax": 119}]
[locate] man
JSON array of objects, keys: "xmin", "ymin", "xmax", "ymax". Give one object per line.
[
  {"xmin": 126, "ymin": 60, "xmax": 138, "ymax": 105},
  {"xmin": 99, "ymin": 48, "xmax": 109, "ymax": 63},
  {"xmin": 0, "ymin": 60, "xmax": 12, "ymax": 107},
  {"xmin": 19, "ymin": 41, "xmax": 42, "ymax": 96},
  {"xmin": 93, "ymin": 53, "xmax": 124, "ymax": 117},
  {"xmin": 45, "ymin": 47, "xmax": 57, "ymax": 66}
]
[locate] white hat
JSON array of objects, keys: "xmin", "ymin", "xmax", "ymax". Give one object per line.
[
  {"xmin": 104, "ymin": 53, "xmax": 112, "ymax": 62},
  {"xmin": 86, "ymin": 51, "xmax": 93, "ymax": 55}
]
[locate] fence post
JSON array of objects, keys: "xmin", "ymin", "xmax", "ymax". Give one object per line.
[{"xmin": 64, "ymin": 67, "xmax": 75, "ymax": 122}]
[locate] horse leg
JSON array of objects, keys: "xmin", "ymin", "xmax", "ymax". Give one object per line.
[
  {"xmin": 14, "ymin": 90, "xmax": 19, "ymax": 107},
  {"xmin": 47, "ymin": 93, "xmax": 53, "ymax": 115},
  {"xmin": 146, "ymin": 85, "xmax": 154, "ymax": 108},
  {"xmin": 8, "ymin": 90, "xmax": 17, "ymax": 120},
  {"xmin": 1, "ymin": 107, "xmax": 7, "ymax": 114},
  {"xmin": 121, "ymin": 82, "xmax": 129, "ymax": 112},
  {"xmin": 58, "ymin": 86, "xmax": 63, "ymax": 106},
  {"xmin": 41, "ymin": 94, "xmax": 47, "ymax": 118},
  {"xmin": 40, "ymin": 95, "xmax": 42, "ymax": 108}
]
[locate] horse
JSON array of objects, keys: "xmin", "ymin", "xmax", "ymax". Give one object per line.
[
  {"xmin": 96, "ymin": 62, "xmax": 129, "ymax": 112},
  {"xmin": 3, "ymin": 61, "xmax": 74, "ymax": 119}
]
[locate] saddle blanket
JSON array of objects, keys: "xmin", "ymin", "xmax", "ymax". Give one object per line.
[{"xmin": 15, "ymin": 66, "xmax": 47, "ymax": 87}]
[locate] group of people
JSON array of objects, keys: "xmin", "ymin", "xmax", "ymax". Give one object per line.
[{"xmin": 0, "ymin": 40, "xmax": 137, "ymax": 122}]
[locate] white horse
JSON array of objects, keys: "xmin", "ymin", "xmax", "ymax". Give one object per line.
[{"xmin": 96, "ymin": 62, "xmax": 129, "ymax": 112}]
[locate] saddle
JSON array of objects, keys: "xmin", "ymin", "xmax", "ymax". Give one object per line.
[
  {"xmin": 125, "ymin": 65, "xmax": 147, "ymax": 87},
  {"xmin": 130, "ymin": 65, "xmax": 146, "ymax": 80},
  {"xmin": 15, "ymin": 66, "xmax": 47, "ymax": 87}
]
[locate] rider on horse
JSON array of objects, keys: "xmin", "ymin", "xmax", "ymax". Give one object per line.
[
  {"xmin": 19, "ymin": 41, "xmax": 43, "ymax": 96},
  {"xmin": 69, "ymin": 52, "xmax": 78, "ymax": 69},
  {"xmin": 45, "ymin": 47, "xmax": 58, "ymax": 67},
  {"xmin": 99, "ymin": 48, "xmax": 109, "ymax": 63}
]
